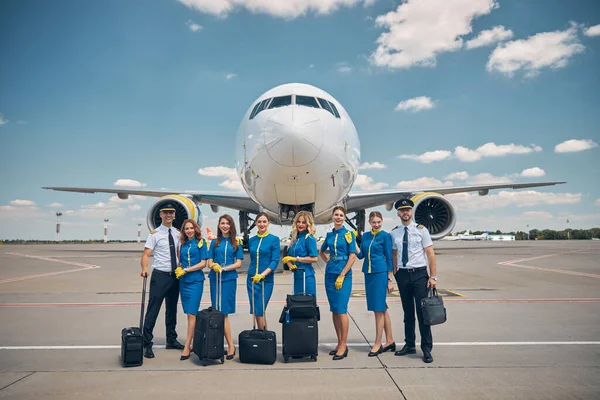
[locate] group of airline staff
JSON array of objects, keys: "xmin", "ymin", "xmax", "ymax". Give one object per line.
[{"xmin": 142, "ymin": 201, "xmax": 437, "ymax": 364}]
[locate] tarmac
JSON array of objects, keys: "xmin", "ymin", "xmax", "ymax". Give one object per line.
[{"xmin": 0, "ymin": 240, "xmax": 599, "ymax": 399}]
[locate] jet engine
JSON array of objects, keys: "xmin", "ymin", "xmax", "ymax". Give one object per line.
[
  {"xmin": 146, "ymin": 195, "xmax": 202, "ymax": 232},
  {"xmin": 411, "ymin": 192, "xmax": 456, "ymax": 240}
]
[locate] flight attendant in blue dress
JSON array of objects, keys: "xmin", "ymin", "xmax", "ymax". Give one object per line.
[
  {"xmin": 282, "ymin": 211, "xmax": 319, "ymax": 296},
  {"xmin": 247, "ymin": 212, "xmax": 280, "ymax": 330},
  {"xmin": 174, "ymin": 219, "xmax": 208, "ymax": 360},
  {"xmin": 356, "ymin": 211, "xmax": 396, "ymax": 357},
  {"xmin": 319, "ymin": 206, "xmax": 357, "ymax": 360},
  {"xmin": 207, "ymin": 214, "xmax": 244, "ymax": 360}
]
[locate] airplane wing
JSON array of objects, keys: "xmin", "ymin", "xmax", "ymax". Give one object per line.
[
  {"xmin": 42, "ymin": 187, "xmax": 261, "ymax": 213},
  {"xmin": 344, "ymin": 181, "xmax": 566, "ymax": 212}
]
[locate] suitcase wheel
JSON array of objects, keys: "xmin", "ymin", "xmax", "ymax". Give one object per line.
[
  {"xmin": 221, "ymin": 357, "xmax": 225, "ymax": 364},
  {"xmin": 311, "ymin": 355, "xmax": 317, "ymax": 362},
  {"xmin": 284, "ymin": 356, "xmax": 290, "ymax": 363},
  {"xmin": 201, "ymin": 359, "xmax": 209, "ymax": 367}
]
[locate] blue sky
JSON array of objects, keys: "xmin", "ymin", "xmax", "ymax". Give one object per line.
[{"xmin": 1, "ymin": 0, "xmax": 599, "ymax": 240}]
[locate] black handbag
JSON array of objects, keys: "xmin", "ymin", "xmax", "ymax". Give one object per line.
[{"xmin": 421, "ymin": 288, "xmax": 447, "ymax": 326}]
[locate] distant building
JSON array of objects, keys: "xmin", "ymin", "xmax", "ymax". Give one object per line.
[{"xmin": 486, "ymin": 234, "xmax": 515, "ymax": 241}]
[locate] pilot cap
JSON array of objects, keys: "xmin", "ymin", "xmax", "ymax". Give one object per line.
[
  {"xmin": 159, "ymin": 203, "xmax": 176, "ymax": 212},
  {"xmin": 394, "ymin": 198, "xmax": 414, "ymax": 210}
]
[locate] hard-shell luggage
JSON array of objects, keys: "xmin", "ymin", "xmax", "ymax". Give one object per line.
[
  {"xmin": 238, "ymin": 280, "xmax": 277, "ymax": 365},
  {"xmin": 121, "ymin": 276, "xmax": 147, "ymax": 367},
  {"xmin": 193, "ymin": 272, "xmax": 225, "ymax": 365},
  {"xmin": 280, "ymin": 268, "xmax": 319, "ymax": 362}
]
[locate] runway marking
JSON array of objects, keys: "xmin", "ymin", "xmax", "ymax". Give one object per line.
[
  {"xmin": 1, "ymin": 341, "xmax": 599, "ymax": 350},
  {"xmin": 498, "ymin": 248, "xmax": 600, "ymax": 279},
  {"xmin": 1, "ymin": 298, "xmax": 599, "ymax": 308},
  {"xmin": 0, "ymin": 253, "xmax": 101, "ymax": 284}
]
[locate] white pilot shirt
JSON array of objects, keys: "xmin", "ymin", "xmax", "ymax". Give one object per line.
[
  {"xmin": 391, "ymin": 221, "xmax": 433, "ymax": 269},
  {"xmin": 144, "ymin": 225, "xmax": 180, "ymax": 272}
]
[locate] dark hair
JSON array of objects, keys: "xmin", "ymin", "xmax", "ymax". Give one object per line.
[
  {"xmin": 179, "ymin": 219, "xmax": 202, "ymax": 244},
  {"xmin": 368, "ymin": 211, "xmax": 383, "ymax": 221},
  {"xmin": 215, "ymin": 214, "xmax": 238, "ymax": 252},
  {"xmin": 331, "ymin": 206, "xmax": 346, "ymax": 217},
  {"xmin": 255, "ymin": 212, "xmax": 270, "ymax": 222}
]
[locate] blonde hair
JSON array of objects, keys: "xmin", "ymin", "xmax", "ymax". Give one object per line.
[{"xmin": 291, "ymin": 211, "xmax": 316, "ymax": 242}]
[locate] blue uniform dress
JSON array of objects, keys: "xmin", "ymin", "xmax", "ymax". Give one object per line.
[
  {"xmin": 321, "ymin": 227, "xmax": 357, "ymax": 314},
  {"xmin": 357, "ymin": 230, "xmax": 393, "ymax": 312},
  {"xmin": 179, "ymin": 238, "xmax": 208, "ymax": 315},
  {"xmin": 208, "ymin": 237, "xmax": 244, "ymax": 315},
  {"xmin": 288, "ymin": 232, "xmax": 319, "ymax": 296},
  {"xmin": 247, "ymin": 233, "xmax": 280, "ymax": 317}
]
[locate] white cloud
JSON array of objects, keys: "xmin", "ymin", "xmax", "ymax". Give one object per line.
[
  {"xmin": 0, "ymin": 113, "xmax": 7, "ymax": 126},
  {"xmin": 82, "ymin": 202, "xmax": 118, "ymax": 209},
  {"xmin": 447, "ymin": 190, "xmax": 581, "ymax": 212},
  {"xmin": 465, "ymin": 25, "xmax": 513, "ymax": 49},
  {"xmin": 225, "ymin": 73, "xmax": 237, "ymax": 80},
  {"xmin": 108, "ymin": 195, "xmax": 147, "ymax": 204},
  {"xmin": 487, "ymin": 23, "xmax": 585, "ymax": 78},
  {"xmin": 113, "ymin": 179, "xmax": 147, "ymax": 188},
  {"xmin": 198, "ymin": 166, "xmax": 244, "ymax": 192},
  {"xmin": 353, "ymin": 174, "xmax": 389, "ymax": 191},
  {"xmin": 394, "ymin": 96, "xmax": 435, "ymax": 112},
  {"xmin": 520, "ymin": 167, "xmax": 545, "ymax": 178},
  {"xmin": 0, "ymin": 205, "xmax": 45, "ymax": 219},
  {"xmin": 396, "ymin": 177, "xmax": 453, "ymax": 190},
  {"xmin": 554, "ymin": 139, "xmax": 598, "ymax": 153},
  {"xmin": 48, "ymin": 202, "xmax": 64, "ymax": 207},
  {"xmin": 10, "ymin": 199, "xmax": 36, "ymax": 206},
  {"xmin": 399, "ymin": 150, "xmax": 451, "ymax": 163},
  {"xmin": 584, "ymin": 24, "xmax": 600, "ymax": 37},
  {"xmin": 370, "ymin": 0, "xmax": 497, "ymax": 69},
  {"xmin": 359, "ymin": 162, "xmax": 386, "ymax": 170},
  {"xmin": 521, "ymin": 211, "xmax": 553, "ymax": 220},
  {"xmin": 129, "ymin": 204, "xmax": 142, "ymax": 211},
  {"xmin": 454, "ymin": 142, "xmax": 542, "ymax": 162},
  {"xmin": 446, "ymin": 171, "xmax": 469, "ymax": 180},
  {"xmin": 595, "ymin": 198, "xmax": 600, "ymax": 206},
  {"xmin": 178, "ymin": 0, "xmax": 375, "ymax": 19},
  {"xmin": 467, "ymin": 173, "xmax": 512, "ymax": 185},
  {"xmin": 336, "ymin": 62, "xmax": 352, "ymax": 73},
  {"xmin": 186, "ymin": 20, "xmax": 203, "ymax": 32}
]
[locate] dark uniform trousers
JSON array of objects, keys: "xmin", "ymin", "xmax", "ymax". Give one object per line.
[
  {"xmin": 143, "ymin": 269, "xmax": 180, "ymax": 348},
  {"xmin": 394, "ymin": 267, "xmax": 433, "ymax": 352}
]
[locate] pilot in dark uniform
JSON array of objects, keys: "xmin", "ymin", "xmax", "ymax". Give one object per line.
[
  {"xmin": 391, "ymin": 199, "xmax": 438, "ymax": 363},
  {"xmin": 140, "ymin": 203, "xmax": 185, "ymax": 359}
]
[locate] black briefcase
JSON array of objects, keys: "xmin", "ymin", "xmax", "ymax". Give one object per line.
[
  {"xmin": 421, "ymin": 288, "xmax": 447, "ymax": 326},
  {"xmin": 121, "ymin": 276, "xmax": 147, "ymax": 367}
]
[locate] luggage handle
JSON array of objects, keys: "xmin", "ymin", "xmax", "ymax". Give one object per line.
[
  {"xmin": 216, "ymin": 267, "xmax": 222, "ymax": 312},
  {"xmin": 294, "ymin": 268, "xmax": 307, "ymax": 295},
  {"xmin": 139, "ymin": 276, "xmax": 147, "ymax": 330},
  {"xmin": 428, "ymin": 288, "xmax": 439, "ymax": 298},
  {"xmin": 251, "ymin": 279, "xmax": 267, "ymax": 330}
]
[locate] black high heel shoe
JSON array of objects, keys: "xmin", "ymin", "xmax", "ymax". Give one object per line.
[
  {"xmin": 368, "ymin": 346, "xmax": 382, "ymax": 357},
  {"xmin": 381, "ymin": 342, "xmax": 396, "ymax": 353},
  {"xmin": 226, "ymin": 347, "xmax": 236, "ymax": 360},
  {"xmin": 329, "ymin": 349, "xmax": 338, "ymax": 356},
  {"xmin": 180, "ymin": 353, "xmax": 190, "ymax": 361},
  {"xmin": 332, "ymin": 347, "xmax": 348, "ymax": 360}
]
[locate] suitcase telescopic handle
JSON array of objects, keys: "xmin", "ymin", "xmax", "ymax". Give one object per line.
[
  {"xmin": 294, "ymin": 268, "xmax": 306, "ymax": 295},
  {"xmin": 139, "ymin": 276, "xmax": 147, "ymax": 330},
  {"xmin": 251, "ymin": 280, "xmax": 267, "ymax": 330}
]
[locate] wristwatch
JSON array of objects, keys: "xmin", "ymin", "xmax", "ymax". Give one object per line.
[
  {"xmin": 388, "ymin": 277, "xmax": 394, "ymax": 282},
  {"xmin": 430, "ymin": 276, "xmax": 437, "ymax": 281}
]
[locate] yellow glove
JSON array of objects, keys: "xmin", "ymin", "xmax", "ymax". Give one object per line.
[
  {"xmin": 345, "ymin": 231, "xmax": 353, "ymax": 244},
  {"xmin": 174, "ymin": 267, "xmax": 187, "ymax": 279},
  {"xmin": 289, "ymin": 263, "xmax": 298, "ymax": 271},
  {"xmin": 212, "ymin": 263, "xmax": 222, "ymax": 273},
  {"xmin": 252, "ymin": 273, "xmax": 265, "ymax": 284},
  {"xmin": 335, "ymin": 275, "xmax": 345, "ymax": 290},
  {"xmin": 282, "ymin": 256, "xmax": 297, "ymax": 264}
]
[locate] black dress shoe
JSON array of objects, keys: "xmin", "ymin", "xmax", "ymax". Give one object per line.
[
  {"xmin": 381, "ymin": 342, "xmax": 396, "ymax": 353},
  {"xmin": 165, "ymin": 340, "xmax": 185, "ymax": 350},
  {"xmin": 332, "ymin": 347, "xmax": 348, "ymax": 360},
  {"xmin": 423, "ymin": 352, "xmax": 433, "ymax": 363},
  {"xmin": 329, "ymin": 349, "xmax": 338, "ymax": 356},
  {"xmin": 368, "ymin": 346, "xmax": 382, "ymax": 357},
  {"xmin": 226, "ymin": 347, "xmax": 236, "ymax": 360},
  {"xmin": 394, "ymin": 345, "xmax": 416, "ymax": 356},
  {"xmin": 144, "ymin": 347, "xmax": 155, "ymax": 359},
  {"xmin": 180, "ymin": 353, "xmax": 190, "ymax": 361}
]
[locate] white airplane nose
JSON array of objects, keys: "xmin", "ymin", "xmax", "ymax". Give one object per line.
[{"xmin": 263, "ymin": 107, "xmax": 323, "ymax": 167}]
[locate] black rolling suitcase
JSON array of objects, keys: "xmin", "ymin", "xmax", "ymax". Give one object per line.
[
  {"xmin": 193, "ymin": 271, "xmax": 225, "ymax": 366},
  {"xmin": 280, "ymin": 269, "xmax": 319, "ymax": 362},
  {"xmin": 239, "ymin": 280, "xmax": 277, "ymax": 365},
  {"xmin": 121, "ymin": 276, "xmax": 146, "ymax": 367}
]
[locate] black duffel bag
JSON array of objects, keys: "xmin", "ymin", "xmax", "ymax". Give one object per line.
[{"xmin": 421, "ymin": 288, "xmax": 447, "ymax": 326}]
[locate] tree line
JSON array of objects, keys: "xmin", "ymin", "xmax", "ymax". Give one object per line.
[{"xmin": 465, "ymin": 228, "xmax": 600, "ymax": 240}]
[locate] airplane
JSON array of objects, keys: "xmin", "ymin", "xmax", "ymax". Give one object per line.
[
  {"xmin": 441, "ymin": 230, "xmax": 489, "ymax": 241},
  {"xmin": 44, "ymin": 83, "xmax": 565, "ymax": 246}
]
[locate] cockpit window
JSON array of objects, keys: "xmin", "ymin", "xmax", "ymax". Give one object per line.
[
  {"xmin": 328, "ymin": 101, "xmax": 341, "ymax": 118},
  {"xmin": 317, "ymin": 98, "xmax": 336, "ymax": 118},
  {"xmin": 268, "ymin": 95, "xmax": 292, "ymax": 109},
  {"xmin": 249, "ymin": 101, "xmax": 262, "ymax": 119},
  {"xmin": 296, "ymin": 95, "xmax": 320, "ymax": 109},
  {"xmin": 250, "ymin": 98, "xmax": 270, "ymax": 119}
]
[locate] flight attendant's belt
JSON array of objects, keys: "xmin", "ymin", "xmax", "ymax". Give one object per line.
[{"xmin": 330, "ymin": 256, "xmax": 348, "ymax": 261}]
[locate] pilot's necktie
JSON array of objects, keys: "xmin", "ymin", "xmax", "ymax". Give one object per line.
[
  {"xmin": 168, "ymin": 228, "xmax": 177, "ymax": 272},
  {"xmin": 402, "ymin": 227, "xmax": 408, "ymax": 267}
]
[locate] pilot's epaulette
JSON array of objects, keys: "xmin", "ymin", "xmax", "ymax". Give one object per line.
[
  {"xmin": 417, "ymin": 225, "xmax": 424, "ymax": 229},
  {"xmin": 150, "ymin": 230, "xmax": 157, "ymax": 235},
  {"xmin": 392, "ymin": 226, "xmax": 399, "ymax": 231}
]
